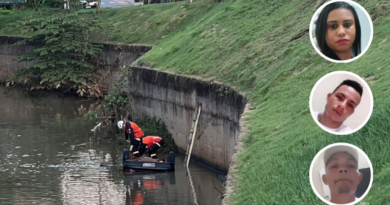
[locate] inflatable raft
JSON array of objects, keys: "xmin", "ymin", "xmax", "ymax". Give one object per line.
[{"xmin": 122, "ymin": 149, "xmax": 175, "ymax": 171}]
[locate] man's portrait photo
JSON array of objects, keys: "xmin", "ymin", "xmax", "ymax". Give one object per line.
[
  {"xmin": 310, "ymin": 143, "xmax": 373, "ymax": 205},
  {"xmin": 310, "ymin": 71, "xmax": 373, "ymax": 135}
]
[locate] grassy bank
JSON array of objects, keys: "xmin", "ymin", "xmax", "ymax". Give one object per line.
[{"xmin": 1, "ymin": 0, "xmax": 390, "ymax": 204}]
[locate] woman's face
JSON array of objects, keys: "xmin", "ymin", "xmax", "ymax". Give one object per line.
[{"xmin": 325, "ymin": 8, "xmax": 356, "ymax": 54}]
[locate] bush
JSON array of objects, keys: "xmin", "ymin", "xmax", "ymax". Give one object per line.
[
  {"xmin": 136, "ymin": 116, "xmax": 177, "ymax": 156},
  {"xmin": 10, "ymin": 11, "xmax": 104, "ymax": 97},
  {"xmin": 0, "ymin": 9, "xmax": 13, "ymax": 16}
]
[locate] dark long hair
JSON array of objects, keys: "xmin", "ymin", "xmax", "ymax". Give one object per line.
[{"xmin": 315, "ymin": 2, "xmax": 361, "ymax": 60}]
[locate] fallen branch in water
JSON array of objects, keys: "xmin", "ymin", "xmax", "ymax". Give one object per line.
[{"xmin": 91, "ymin": 122, "xmax": 102, "ymax": 132}]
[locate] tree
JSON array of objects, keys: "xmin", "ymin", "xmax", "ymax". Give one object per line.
[{"xmin": 12, "ymin": 12, "xmax": 104, "ymax": 97}]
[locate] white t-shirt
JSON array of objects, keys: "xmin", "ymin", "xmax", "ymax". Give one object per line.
[
  {"xmin": 326, "ymin": 197, "xmax": 359, "ymax": 202},
  {"xmin": 313, "ymin": 111, "xmax": 352, "ymax": 133}
]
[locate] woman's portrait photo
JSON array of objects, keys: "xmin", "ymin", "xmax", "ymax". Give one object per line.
[{"xmin": 310, "ymin": 0, "xmax": 373, "ymax": 63}]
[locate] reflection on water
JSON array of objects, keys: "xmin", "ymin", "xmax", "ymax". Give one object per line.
[{"xmin": 0, "ymin": 86, "xmax": 223, "ymax": 205}]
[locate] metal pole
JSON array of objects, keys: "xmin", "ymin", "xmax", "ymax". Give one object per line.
[
  {"xmin": 186, "ymin": 103, "xmax": 201, "ymax": 168},
  {"xmin": 186, "ymin": 167, "xmax": 199, "ymax": 205}
]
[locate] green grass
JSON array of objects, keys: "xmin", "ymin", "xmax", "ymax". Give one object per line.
[
  {"xmin": 0, "ymin": 9, "xmax": 35, "ymax": 35},
  {"xmin": 1, "ymin": 0, "xmax": 390, "ymax": 204}
]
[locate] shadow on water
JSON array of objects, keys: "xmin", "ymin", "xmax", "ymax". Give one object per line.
[{"xmin": 0, "ymin": 86, "xmax": 223, "ymax": 205}]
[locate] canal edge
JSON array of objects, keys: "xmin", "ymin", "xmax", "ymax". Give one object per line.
[{"xmin": 222, "ymin": 102, "xmax": 251, "ymax": 205}]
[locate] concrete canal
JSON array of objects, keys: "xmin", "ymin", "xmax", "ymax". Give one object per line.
[{"xmin": 0, "ymin": 86, "xmax": 224, "ymax": 205}]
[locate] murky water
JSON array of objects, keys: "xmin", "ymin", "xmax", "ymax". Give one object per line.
[{"xmin": 0, "ymin": 86, "xmax": 224, "ymax": 205}]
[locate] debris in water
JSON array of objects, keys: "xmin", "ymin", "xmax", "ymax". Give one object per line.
[
  {"xmin": 91, "ymin": 122, "xmax": 102, "ymax": 132},
  {"xmin": 15, "ymin": 146, "xmax": 21, "ymax": 149},
  {"xmin": 124, "ymin": 169, "xmax": 135, "ymax": 173},
  {"xmin": 17, "ymin": 135, "xmax": 21, "ymax": 137},
  {"xmin": 75, "ymin": 143, "xmax": 87, "ymax": 147}
]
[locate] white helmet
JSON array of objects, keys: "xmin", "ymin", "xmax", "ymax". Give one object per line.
[{"xmin": 117, "ymin": 120, "xmax": 124, "ymax": 129}]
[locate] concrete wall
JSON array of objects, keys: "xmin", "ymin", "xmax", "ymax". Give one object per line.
[
  {"xmin": 128, "ymin": 66, "xmax": 247, "ymax": 173},
  {"xmin": 0, "ymin": 36, "xmax": 35, "ymax": 82},
  {"xmin": 0, "ymin": 35, "xmax": 247, "ymax": 173},
  {"xmin": 0, "ymin": 35, "xmax": 151, "ymax": 82}
]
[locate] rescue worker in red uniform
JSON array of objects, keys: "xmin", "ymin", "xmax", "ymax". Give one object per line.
[
  {"xmin": 132, "ymin": 191, "xmax": 145, "ymax": 205},
  {"xmin": 125, "ymin": 185, "xmax": 144, "ymax": 205},
  {"xmin": 143, "ymin": 179, "xmax": 162, "ymax": 191},
  {"xmin": 137, "ymin": 136, "xmax": 164, "ymax": 159},
  {"xmin": 117, "ymin": 116, "xmax": 144, "ymax": 154}
]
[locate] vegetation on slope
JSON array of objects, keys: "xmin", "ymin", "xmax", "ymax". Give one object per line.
[
  {"xmin": 1, "ymin": 0, "xmax": 390, "ymax": 204},
  {"xmin": 101, "ymin": 2, "xmax": 390, "ymax": 203}
]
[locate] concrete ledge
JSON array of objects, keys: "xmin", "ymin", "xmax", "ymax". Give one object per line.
[
  {"xmin": 0, "ymin": 35, "xmax": 248, "ymax": 174},
  {"xmin": 128, "ymin": 65, "xmax": 247, "ymax": 173},
  {"xmin": 0, "ymin": 35, "xmax": 152, "ymax": 82}
]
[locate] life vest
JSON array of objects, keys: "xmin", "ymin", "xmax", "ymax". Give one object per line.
[
  {"xmin": 133, "ymin": 191, "xmax": 144, "ymax": 205},
  {"xmin": 123, "ymin": 121, "xmax": 144, "ymax": 139},
  {"xmin": 143, "ymin": 180, "xmax": 162, "ymax": 191},
  {"xmin": 130, "ymin": 122, "xmax": 144, "ymax": 139},
  {"xmin": 142, "ymin": 136, "xmax": 162, "ymax": 148}
]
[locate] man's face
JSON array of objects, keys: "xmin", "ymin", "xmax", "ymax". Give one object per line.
[
  {"xmin": 322, "ymin": 152, "xmax": 362, "ymax": 196},
  {"xmin": 324, "ymin": 85, "xmax": 361, "ymax": 123},
  {"xmin": 325, "ymin": 8, "xmax": 356, "ymax": 54}
]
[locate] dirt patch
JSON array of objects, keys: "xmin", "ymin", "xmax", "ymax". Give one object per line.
[
  {"xmin": 364, "ymin": 75, "xmax": 377, "ymax": 86},
  {"xmin": 293, "ymin": 66, "xmax": 309, "ymax": 76},
  {"xmin": 314, "ymin": 0, "xmax": 327, "ymax": 9},
  {"xmin": 165, "ymin": 14, "xmax": 187, "ymax": 32},
  {"xmin": 200, "ymin": 23, "xmax": 219, "ymax": 38},
  {"xmin": 370, "ymin": 2, "xmax": 390, "ymax": 21},
  {"xmin": 289, "ymin": 28, "xmax": 309, "ymax": 42},
  {"xmin": 222, "ymin": 103, "xmax": 251, "ymax": 205},
  {"xmin": 130, "ymin": 65, "xmax": 247, "ymax": 108}
]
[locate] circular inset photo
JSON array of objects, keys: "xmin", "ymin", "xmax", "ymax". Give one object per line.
[
  {"xmin": 309, "ymin": 71, "xmax": 373, "ymax": 135},
  {"xmin": 310, "ymin": 143, "xmax": 373, "ymax": 205},
  {"xmin": 309, "ymin": 0, "xmax": 373, "ymax": 63}
]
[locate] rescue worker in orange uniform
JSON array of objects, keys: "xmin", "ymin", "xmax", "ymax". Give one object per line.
[
  {"xmin": 125, "ymin": 185, "xmax": 144, "ymax": 205},
  {"xmin": 117, "ymin": 116, "xmax": 144, "ymax": 154},
  {"xmin": 137, "ymin": 136, "xmax": 164, "ymax": 159},
  {"xmin": 132, "ymin": 190, "xmax": 145, "ymax": 205},
  {"xmin": 143, "ymin": 179, "xmax": 162, "ymax": 191}
]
